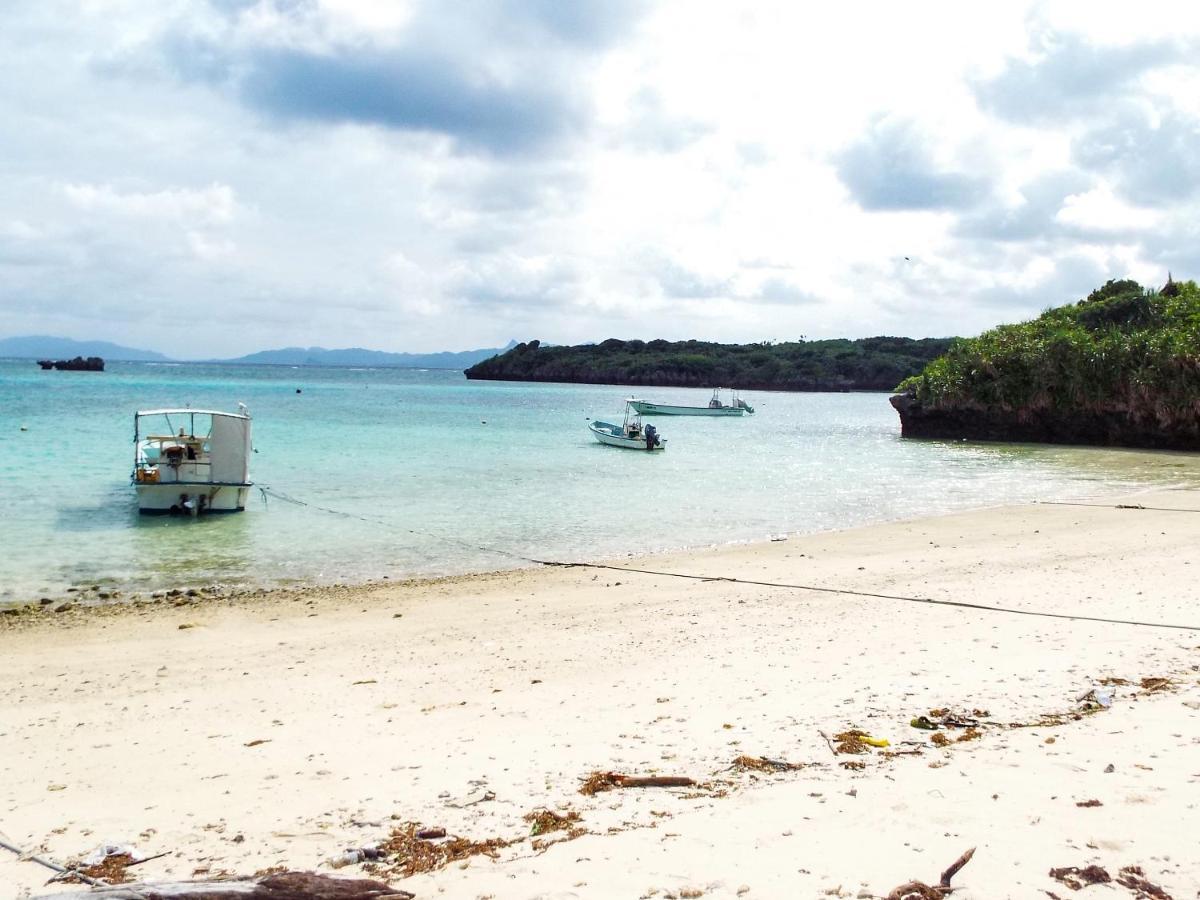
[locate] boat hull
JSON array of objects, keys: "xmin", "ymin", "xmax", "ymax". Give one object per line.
[
  {"xmin": 627, "ymin": 401, "xmax": 745, "ymax": 417},
  {"xmin": 134, "ymin": 482, "xmax": 251, "ymax": 513},
  {"xmin": 589, "ymin": 422, "xmax": 666, "ymax": 450}
]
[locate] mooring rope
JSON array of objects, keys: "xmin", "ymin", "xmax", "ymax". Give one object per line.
[
  {"xmin": 258, "ymin": 486, "xmax": 536, "ymax": 564},
  {"xmin": 257, "ymin": 486, "xmax": 1200, "ymax": 632},
  {"xmin": 1036, "ymin": 500, "xmax": 1200, "ymax": 514}
]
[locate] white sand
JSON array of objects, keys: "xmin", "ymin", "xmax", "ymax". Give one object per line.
[{"xmin": 3, "ymin": 489, "xmax": 1199, "ymax": 898}]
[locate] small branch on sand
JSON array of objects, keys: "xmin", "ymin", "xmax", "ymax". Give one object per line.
[
  {"xmin": 32, "ymin": 871, "xmax": 413, "ymax": 900},
  {"xmin": 885, "ymin": 847, "xmax": 976, "ymax": 900},
  {"xmin": 818, "ymin": 730, "xmax": 837, "ymax": 756}
]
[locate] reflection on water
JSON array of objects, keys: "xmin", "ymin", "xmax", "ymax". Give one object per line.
[{"xmin": 1, "ymin": 357, "xmax": 1197, "ymax": 605}]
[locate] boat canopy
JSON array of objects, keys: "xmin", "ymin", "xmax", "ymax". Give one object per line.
[
  {"xmin": 133, "ymin": 407, "xmax": 252, "ymax": 485},
  {"xmin": 134, "ymin": 408, "xmax": 250, "ymax": 419}
]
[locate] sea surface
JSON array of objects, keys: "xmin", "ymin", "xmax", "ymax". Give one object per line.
[{"xmin": 2, "ymin": 358, "xmax": 1198, "ymax": 606}]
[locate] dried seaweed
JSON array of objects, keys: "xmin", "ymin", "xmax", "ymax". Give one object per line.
[
  {"xmin": 378, "ymin": 822, "xmax": 510, "ymax": 877},
  {"xmin": 931, "ymin": 733, "xmax": 950, "ymax": 747},
  {"xmin": 833, "ymin": 730, "xmax": 871, "ymax": 754},
  {"xmin": 730, "ymin": 755, "xmax": 805, "ymax": 772},
  {"xmin": 523, "ymin": 809, "xmax": 581, "ymax": 837},
  {"xmin": 1139, "ymin": 677, "xmax": 1172, "ymax": 692},
  {"xmin": 839, "ymin": 760, "xmax": 865, "ymax": 771},
  {"xmin": 71, "ymin": 853, "xmax": 134, "ymax": 885},
  {"xmin": 1115, "ymin": 865, "xmax": 1172, "ymax": 899},
  {"xmin": 1049, "ymin": 865, "xmax": 1111, "ymax": 889}
]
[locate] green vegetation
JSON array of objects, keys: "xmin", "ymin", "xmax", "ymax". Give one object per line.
[
  {"xmin": 464, "ymin": 336, "xmax": 956, "ymax": 391},
  {"xmin": 897, "ymin": 278, "xmax": 1200, "ymax": 422}
]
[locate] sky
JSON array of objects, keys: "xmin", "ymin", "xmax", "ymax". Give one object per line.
[{"xmin": 2, "ymin": 0, "xmax": 1200, "ymax": 358}]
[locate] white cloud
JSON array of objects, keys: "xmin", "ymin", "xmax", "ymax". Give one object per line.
[
  {"xmin": 1, "ymin": 0, "xmax": 1198, "ymax": 356},
  {"xmin": 1056, "ymin": 186, "xmax": 1160, "ymax": 232},
  {"xmin": 62, "ymin": 182, "xmax": 239, "ymax": 225}
]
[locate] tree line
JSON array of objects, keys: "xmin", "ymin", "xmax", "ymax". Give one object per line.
[{"xmin": 465, "ymin": 336, "xmax": 956, "ymax": 391}]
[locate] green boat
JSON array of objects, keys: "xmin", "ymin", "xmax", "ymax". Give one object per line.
[{"xmin": 628, "ymin": 388, "xmax": 754, "ymax": 417}]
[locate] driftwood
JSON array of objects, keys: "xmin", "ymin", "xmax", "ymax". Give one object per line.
[
  {"xmin": 31, "ymin": 871, "xmax": 414, "ymax": 900},
  {"xmin": 578, "ymin": 771, "xmax": 696, "ymax": 795},
  {"xmin": 0, "ymin": 836, "xmax": 105, "ymax": 887},
  {"xmin": 886, "ymin": 847, "xmax": 976, "ymax": 900},
  {"xmin": 617, "ymin": 776, "xmax": 695, "ymax": 788}
]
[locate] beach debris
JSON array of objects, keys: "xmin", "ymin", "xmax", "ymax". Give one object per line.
[
  {"xmin": 415, "ymin": 827, "xmax": 446, "ymax": 840},
  {"xmin": 884, "ymin": 846, "xmax": 975, "ymax": 900},
  {"xmin": 31, "ymin": 872, "xmax": 413, "ymax": 900},
  {"xmin": 447, "ymin": 788, "xmax": 495, "ymax": 807},
  {"xmin": 910, "ymin": 716, "xmax": 938, "ymax": 730},
  {"xmin": 1114, "ymin": 865, "xmax": 1172, "ymax": 898},
  {"xmin": 328, "ymin": 848, "xmax": 386, "ymax": 869},
  {"xmin": 378, "ymin": 822, "xmax": 510, "ymax": 877},
  {"xmin": 1104, "ymin": 763, "xmax": 1115, "ymax": 773},
  {"xmin": 729, "ymin": 755, "xmax": 806, "ymax": 773},
  {"xmin": 579, "ymin": 772, "xmax": 697, "ymax": 795},
  {"xmin": 831, "ymin": 730, "xmax": 889, "ymax": 754},
  {"xmin": 1139, "ymin": 677, "xmax": 1172, "ymax": 692},
  {"xmin": 1049, "ymin": 864, "xmax": 1111, "ymax": 889},
  {"xmin": 1075, "ymin": 799, "xmax": 1103, "ymax": 808},
  {"xmin": 524, "ymin": 808, "xmax": 582, "ymax": 837},
  {"xmin": 839, "ymin": 760, "xmax": 865, "ymax": 771},
  {"xmin": 64, "ymin": 853, "xmax": 136, "ymax": 885},
  {"xmin": 1077, "ymin": 688, "xmax": 1113, "ymax": 710}
]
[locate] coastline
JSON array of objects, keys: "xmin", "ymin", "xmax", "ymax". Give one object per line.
[{"xmin": 3, "ymin": 489, "xmax": 1199, "ymax": 898}]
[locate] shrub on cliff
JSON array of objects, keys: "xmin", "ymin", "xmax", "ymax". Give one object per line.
[{"xmin": 896, "ymin": 278, "xmax": 1200, "ymax": 428}]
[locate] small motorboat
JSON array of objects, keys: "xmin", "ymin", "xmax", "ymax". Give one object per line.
[
  {"xmin": 589, "ymin": 401, "xmax": 666, "ymax": 451},
  {"xmin": 132, "ymin": 406, "xmax": 253, "ymax": 514},
  {"xmin": 628, "ymin": 388, "xmax": 754, "ymax": 416}
]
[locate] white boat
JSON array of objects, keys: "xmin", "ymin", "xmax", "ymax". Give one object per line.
[
  {"xmin": 132, "ymin": 407, "xmax": 253, "ymax": 514},
  {"xmin": 628, "ymin": 388, "xmax": 754, "ymax": 417},
  {"xmin": 589, "ymin": 401, "xmax": 666, "ymax": 451}
]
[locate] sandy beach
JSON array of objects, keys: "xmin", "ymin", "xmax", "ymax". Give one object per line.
[{"xmin": 3, "ymin": 489, "xmax": 1199, "ymax": 899}]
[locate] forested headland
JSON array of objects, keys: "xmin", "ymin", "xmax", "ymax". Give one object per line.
[
  {"xmin": 464, "ymin": 336, "xmax": 955, "ymax": 391},
  {"xmin": 892, "ymin": 277, "xmax": 1200, "ymax": 449}
]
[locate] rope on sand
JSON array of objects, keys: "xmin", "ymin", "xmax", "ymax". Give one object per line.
[
  {"xmin": 258, "ymin": 487, "xmax": 1200, "ymax": 633},
  {"xmin": 1037, "ymin": 500, "xmax": 1200, "ymax": 514}
]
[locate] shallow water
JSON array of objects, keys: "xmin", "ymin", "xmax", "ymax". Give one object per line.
[{"xmin": 1, "ymin": 358, "xmax": 1197, "ymax": 604}]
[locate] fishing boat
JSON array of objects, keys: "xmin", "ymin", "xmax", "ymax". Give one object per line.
[
  {"xmin": 628, "ymin": 388, "xmax": 754, "ymax": 416},
  {"xmin": 132, "ymin": 407, "xmax": 253, "ymax": 514},
  {"xmin": 589, "ymin": 401, "xmax": 666, "ymax": 451}
]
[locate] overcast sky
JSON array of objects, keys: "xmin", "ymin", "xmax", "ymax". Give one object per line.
[{"xmin": 2, "ymin": 0, "xmax": 1199, "ymax": 357}]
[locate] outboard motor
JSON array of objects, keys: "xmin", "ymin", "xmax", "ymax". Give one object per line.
[{"xmin": 645, "ymin": 424, "xmax": 658, "ymax": 450}]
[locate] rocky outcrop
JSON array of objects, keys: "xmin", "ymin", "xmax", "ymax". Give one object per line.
[
  {"xmin": 890, "ymin": 392, "xmax": 1200, "ymax": 451},
  {"xmin": 36, "ymin": 356, "xmax": 104, "ymax": 371}
]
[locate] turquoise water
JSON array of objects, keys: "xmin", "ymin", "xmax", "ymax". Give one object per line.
[{"xmin": 1, "ymin": 358, "xmax": 1198, "ymax": 605}]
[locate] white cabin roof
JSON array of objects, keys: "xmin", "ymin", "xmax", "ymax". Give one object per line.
[{"xmin": 135, "ymin": 408, "xmax": 250, "ymax": 420}]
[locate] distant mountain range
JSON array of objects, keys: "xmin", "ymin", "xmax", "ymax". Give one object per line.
[
  {"xmin": 224, "ymin": 342, "xmax": 518, "ymax": 368},
  {"xmin": 0, "ymin": 335, "xmax": 171, "ymax": 361},
  {"xmin": 0, "ymin": 335, "xmax": 518, "ymax": 369}
]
